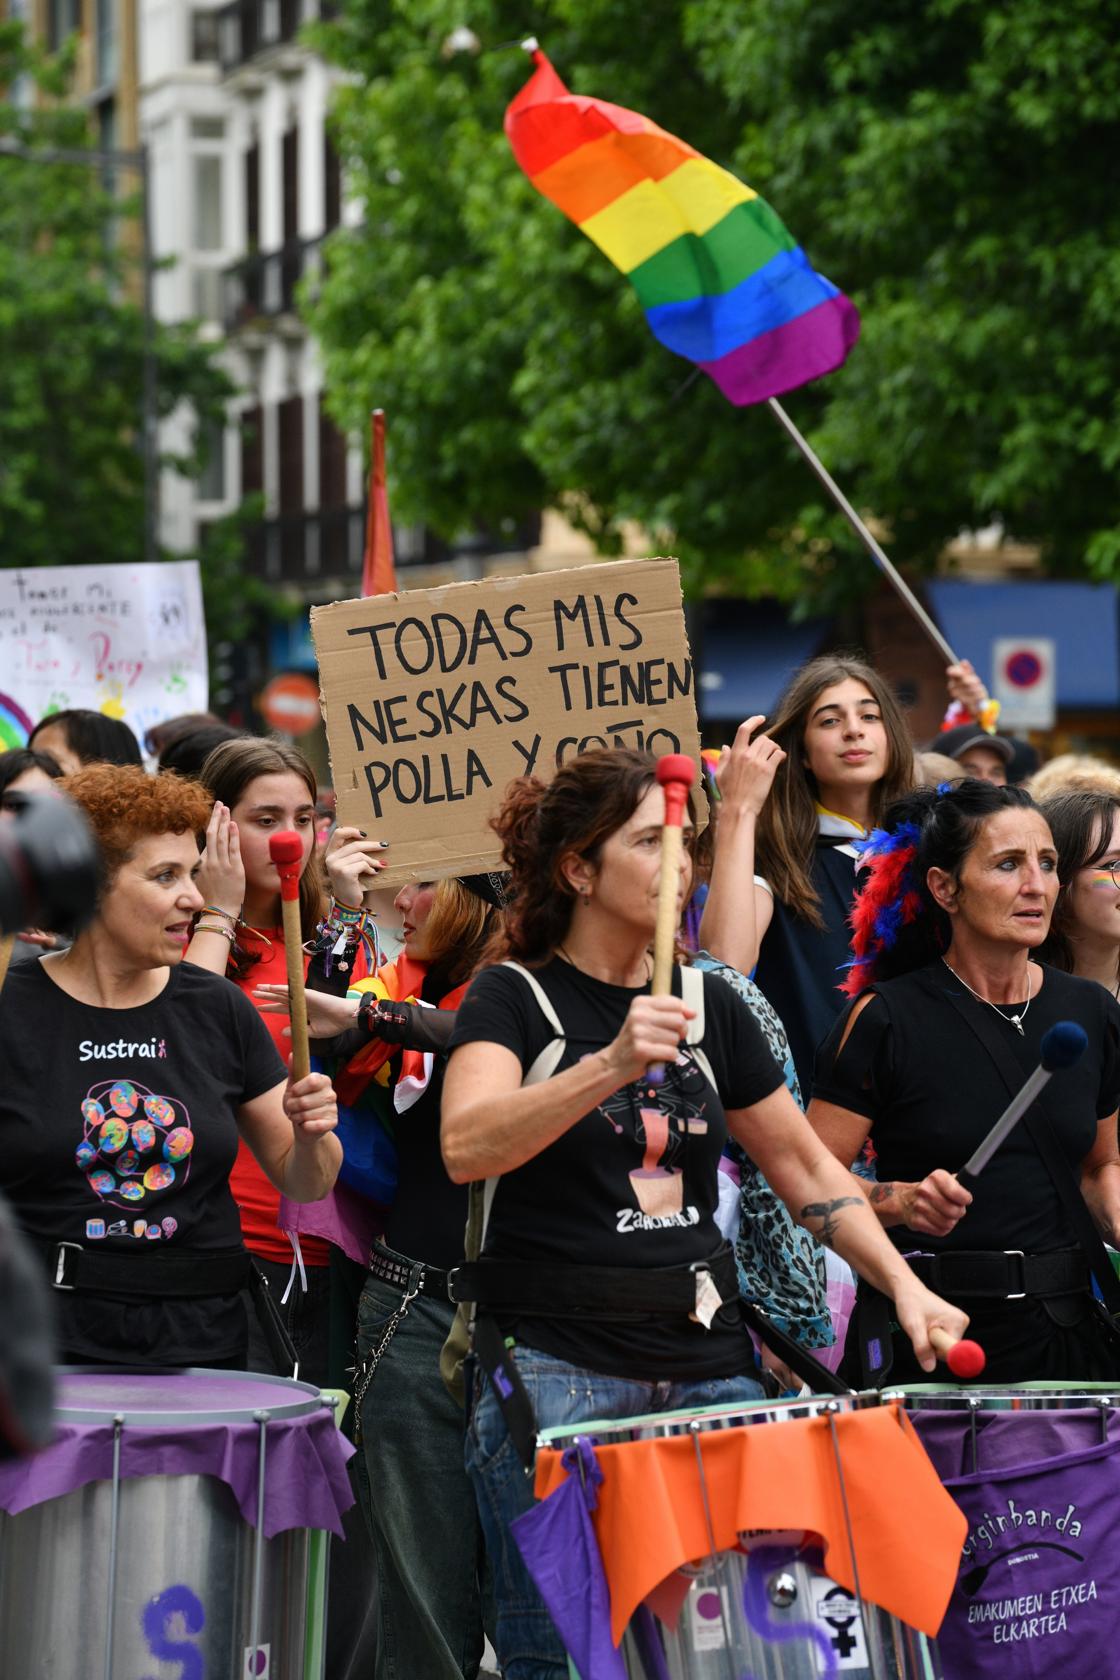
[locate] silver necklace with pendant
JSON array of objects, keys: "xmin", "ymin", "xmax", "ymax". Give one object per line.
[{"xmin": 941, "ymin": 957, "xmax": 1033, "ymax": 1035}]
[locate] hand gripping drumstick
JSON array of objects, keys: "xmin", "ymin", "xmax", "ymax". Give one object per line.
[
  {"xmin": 956, "ymin": 1020, "xmax": 1088, "ymax": 1187},
  {"xmin": 928, "ymin": 1327, "xmax": 986, "ymax": 1380},
  {"xmin": 268, "ymin": 832, "xmax": 310, "ymax": 1081},
  {"xmin": 648, "ymin": 754, "xmax": 695, "ymax": 1083}
]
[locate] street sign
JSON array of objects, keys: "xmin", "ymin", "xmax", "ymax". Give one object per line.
[
  {"xmin": 992, "ymin": 637, "xmax": 1056, "ymax": 730},
  {"xmin": 259, "ymin": 672, "xmax": 321, "ymax": 736}
]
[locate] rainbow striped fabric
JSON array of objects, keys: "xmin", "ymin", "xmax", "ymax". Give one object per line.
[{"xmin": 505, "ymin": 50, "xmax": 860, "ymax": 406}]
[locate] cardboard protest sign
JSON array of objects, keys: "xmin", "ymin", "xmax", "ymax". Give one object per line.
[
  {"xmin": 312, "ymin": 559, "xmax": 702, "ymax": 887},
  {"xmin": 0, "ymin": 562, "xmax": 207, "ymax": 750}
]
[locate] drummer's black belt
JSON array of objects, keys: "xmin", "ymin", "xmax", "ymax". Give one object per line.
[
  {"xmin": 459, "ymin": 1246, "xmax": 741, "ymax": 1477},
  {"xmin": 368, "ymin": 1239, "xmax": 449, "ymax": 1300},
  {"xmin": 904, "ymin": 1248, "xmax": 1090, "ymax": 1301},
  {"xmin": 448, "ymin": 1244, "xmax": 740, "ymax": 1321},
  {"xmin": 39, "ymin": 1241, "xmax": 252, "ymax": 1299}
]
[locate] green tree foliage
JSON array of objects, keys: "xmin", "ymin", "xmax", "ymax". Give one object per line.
[
  {"xmin": 0, "ymin": 27, "xmax": 233, "ymax": 574},
  {"xmin": 309, "ymin": 0, "xmax": 1120, "ymax": 603}
]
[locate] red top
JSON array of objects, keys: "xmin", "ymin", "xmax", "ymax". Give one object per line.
[{"xmin": 228, "ymin": 927, "xmax": 331, "ymax": 1267}]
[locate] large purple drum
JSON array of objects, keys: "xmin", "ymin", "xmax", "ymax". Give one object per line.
[
  {"xmin": 0, "ymin": 1368, "xmax": 355, "ymax": 1680},
  {"xmin": 905, "ymin": 1383, "xmax": 1120, "ymax": 1680}
]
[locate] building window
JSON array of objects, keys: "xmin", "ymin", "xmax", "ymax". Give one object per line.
[
  {"xmin": 245, "ymin": 140, "xmax": 260, "ymax": 249},
  {"xmin": 190, "ymin": 10, "xmax": 221, "ymax": 62},
  {"xmin": 193, "ymin": 154, "xmax": 223, "ymax": 250},
  {"xmin": 197, "ymin": 421, "xmax": 227, "ymax": 502},
  {"xmin": 324, "ymin": 134, "xmax": 341, "ymax": 231},
  {"xmin": 192, "ymin": 266, "xmax": 223, "ymax": 322},
  {"xmin": 190, "ymin": 115, "xmax": 225, "ymax": 140},
  {"xmin": 282, "ymin": 124, "xmax": 299, "ymax": 245},
  {"xmin": 48, "ymin": 0, "xmax": 80, "ymax": 50},
  {"xmin": 241, "ymin": 406, "xmax": 264, "ymax": 498},
  {"xmin": 278, "ymin": 396, "xmax": 305, "ymax": 516},
  {"xmin": 319, "ymin": 399, "xmax": 347, "ymax": 509},
  {"xmin": 95, "ymin": 0, "xmax": 117, "ymax": 89}
]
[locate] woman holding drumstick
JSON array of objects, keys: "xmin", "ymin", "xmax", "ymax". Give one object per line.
[
  {"xmin": 441, "ymin": 746, "xmax": 967, "ymax": 1680},
  {"xmin": 809, "ymin": 780, "xmax": 1120, "ymax": 1387},
  {"xmin": 187, "ymin": 738, "xmax": 388, "ymax": 1377}
]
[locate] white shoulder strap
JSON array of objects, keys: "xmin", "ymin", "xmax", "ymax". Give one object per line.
[
  {"xmin": 678, "ymin": 964, "xmax": 717, "ymax": 1090},
  {"xmin": 478, "ymin": 962, "xmax": 570, "ymax": 1248}
]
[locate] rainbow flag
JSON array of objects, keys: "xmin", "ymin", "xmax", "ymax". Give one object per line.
[{"xmin": 505, "ymin": 50, "xmax": 860, "ymax": 405}]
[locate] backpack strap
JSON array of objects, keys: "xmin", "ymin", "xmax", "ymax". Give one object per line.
[{"xmin": 679, "ymin": 964, "xmax": 717, "ymax": 1090}]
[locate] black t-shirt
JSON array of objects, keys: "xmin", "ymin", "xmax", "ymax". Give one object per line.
[
  {"xmin": 813, "ymin": 962, "xmax": 1120, "ymax": 1254},
  {"xmin": 753, "ymin": 839, "xmax": 858, "ymax": 1097},
  {"xmin": 0, "ymin": 958, "xmax": 285, "ymax": 1363},
  {"xmin": 448, "ymin": 958, "xmax": 785, "ymax": 1379},
  {"xmin": 384, "ymin": 967, "xmax": 468, "ymax": 1271}
]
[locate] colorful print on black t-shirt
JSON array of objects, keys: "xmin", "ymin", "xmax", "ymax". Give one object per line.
[{"xmin": 77, "ymin": 1077, "xmax": 195, "ymax": 1241}]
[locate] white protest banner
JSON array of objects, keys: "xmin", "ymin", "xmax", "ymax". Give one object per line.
[
  {"xmin": 313, "ymin": 559, "xmax": 702, "ymax": 888},
  {"xmin": 0, "ymin": 562, "xmax": 207, "ymax": 750}
]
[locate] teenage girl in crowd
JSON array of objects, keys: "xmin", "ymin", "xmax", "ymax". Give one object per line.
[
  {"xmin": 187, "ymin": 737, "xmax": 388, "ymax": 1378},
  {"xmin": 1039, "ymin": 790, "xmax": 1120, "ymax": 998},
  {"xmin": 699, "ymin": 654, "xmax": 988, "ymax": 1093},
  {"xmin": 258, "ymin": 873, "xmax": 504, "ymax": 1680}
]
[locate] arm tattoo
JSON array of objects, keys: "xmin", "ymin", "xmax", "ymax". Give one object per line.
[
  {"xmin": 800, "ymin": 1196, "xmax": 863, "ymax": 1248},
  {"xmin": 868, "ymin": 1182, "xmax": 896, "ymax": 1206}
]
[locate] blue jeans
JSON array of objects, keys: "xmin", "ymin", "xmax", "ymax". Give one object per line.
[
  {"xmin": 465, "ymin": 1343, "xmax": 765, "ymax": 1680},
  {"xmin": 355, "ymin": 1273, "xmax": 487, "ymax": 1680}
]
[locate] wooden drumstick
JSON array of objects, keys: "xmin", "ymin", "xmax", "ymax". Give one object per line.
[
  {"xmin": 929, "ymin": 1326, "xmax": 986, "ymax": 1379},
  {"xmin": 0, "ymin": 934, "xmax": 14, "ymax": 997},
  {"xmin": 648, "ymin": 753, "xmax": 695, "ymax": 1083},
  {"xmin": 268, "ymin": 831, "xmax": 310, "ymax": 1081}
]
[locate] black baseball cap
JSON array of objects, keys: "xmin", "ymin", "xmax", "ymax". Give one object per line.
[{"xmin": 931, "ymin": 725, "xmax": 1015, "ymax": 765}]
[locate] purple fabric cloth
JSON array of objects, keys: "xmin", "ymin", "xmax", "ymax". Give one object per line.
[
  {"xmin": 278, "ymin": 1180, "xmax": 381, "ymax": 1266},
  {"xmin": 0, "ymin": 1370, "xmax": 355, "ymax": 1538},
  {"xmin": 511, "ymin": 1438, "xmax": 626, "ymax": 1680},
  {"xmin": 911, "ymin": 1408, "xmax": 1120, "ymax": 1678}
]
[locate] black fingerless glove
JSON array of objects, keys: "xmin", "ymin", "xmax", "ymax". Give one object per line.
[{"xmin": 358, "ymin": 995, "xmax": 458, "ymax": 1053}]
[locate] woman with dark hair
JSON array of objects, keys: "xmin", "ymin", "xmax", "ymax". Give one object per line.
[
  {"xmin": 442, "ymin": 747, "xmax": 966, "ymax": 1680},
  {"xmin": 28, "ymin": 707, "xmax": 142, "ymax": 772},
  {"xmin": 0, "ymin": 765, "xmax": 338, "ymax": 1366},
  {"xmin": 699, "ymin": 655, "xmax": 916, "ymax": 1092},
  {"xmin": 810, "ymin": 780, "xmax": 1120, "ymax": 1387},
  {"xmin": 258, "ymin": 872, "xmax": 505, "ymax": 1680},
  {"xmin": 186, "ymin": 737, "xmax": 385, "ymax": 1379},
  {"xmin": 158, "ymin": 722, "xmax": 243, "ymax": 781},
  {"xmin": 0, "ymin": 747, "xmax": 63, "ymax": 814},
  {"xmin": 1038, "ymin": 789, "xmax": 1120, "ymax": 997},
  {"xmin": 1, "ymin": 748, "xmax": 67, "ymax": 965}
]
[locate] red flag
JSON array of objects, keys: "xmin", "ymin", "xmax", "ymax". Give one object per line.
[{"xmin": 361, "ymin": 409, "xmax": 397, "ymax": 597}]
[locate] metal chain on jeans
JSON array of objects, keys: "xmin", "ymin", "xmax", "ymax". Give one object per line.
[{"xmin": 351, "ymin": 1274, "xmax": 424, "ymax": 1443}]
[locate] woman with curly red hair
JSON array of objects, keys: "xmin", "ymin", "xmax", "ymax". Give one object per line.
[{"xmin": 0, "ymin": 764, "xmax": 340, "ymax": 1367}]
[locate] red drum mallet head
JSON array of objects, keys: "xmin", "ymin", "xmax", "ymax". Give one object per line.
[
  {"xmin": 946, "ymin": 1338, "xmax": 986, "ymax": 1380},
  {"xmin": 655, "ymin": 754, "xmax": 694, "ymax": 828},
  {"xmin": 268, "ymin": 831, "xmax": 304, "ymax": 901}
]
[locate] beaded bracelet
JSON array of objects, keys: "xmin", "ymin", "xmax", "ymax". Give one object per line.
[{"xmin": 195, "ymin": 921, "xmax": 236, "ymax": 943}]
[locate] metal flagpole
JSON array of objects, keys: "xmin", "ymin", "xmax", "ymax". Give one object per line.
[{"xmin": 767, "ymin": 396, "xmax": 958, "ymax": 667}]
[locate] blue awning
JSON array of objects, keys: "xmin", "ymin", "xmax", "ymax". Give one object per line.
[
  {"xmin": 926, "ymin": 580, "xmax": 1119, "ymax": 709},
  {"xmin": 697, "ymin": 606, "xmax": 830, "ymax": 723}
]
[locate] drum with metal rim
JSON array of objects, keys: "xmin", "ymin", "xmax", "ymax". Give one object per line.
[
  {"xmin": 0, "ymin": 1367, "xmax": 355, "ymax": 1680},
  {"xmin": 537, "ymin": 1390, "xmax": 950, "ymax": 1679},
  {"xmin": 903, "ymin": 1384, "xmax": 1120, "ymax": 1680}
]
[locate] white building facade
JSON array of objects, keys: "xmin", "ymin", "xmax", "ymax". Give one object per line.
[{"xmin": 139, "ymin": 0, "xmax": 367, "ymax": 597}]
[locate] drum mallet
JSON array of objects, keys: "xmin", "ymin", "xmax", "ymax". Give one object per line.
[
  {"xmin": 956, "ymin": 1020, "xmax": 1088, "ymax": 1190},
  {"xmin": 648, "ymin": 754, "xmax": 696, "ymax": 1084},
  {"xmin": 928, "ymin": 1327, "xmax": 987, "ymax": 1380},
  {"xmin": 268, "ymin": 831, "xmax": 310, "ymax": 1081}
]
